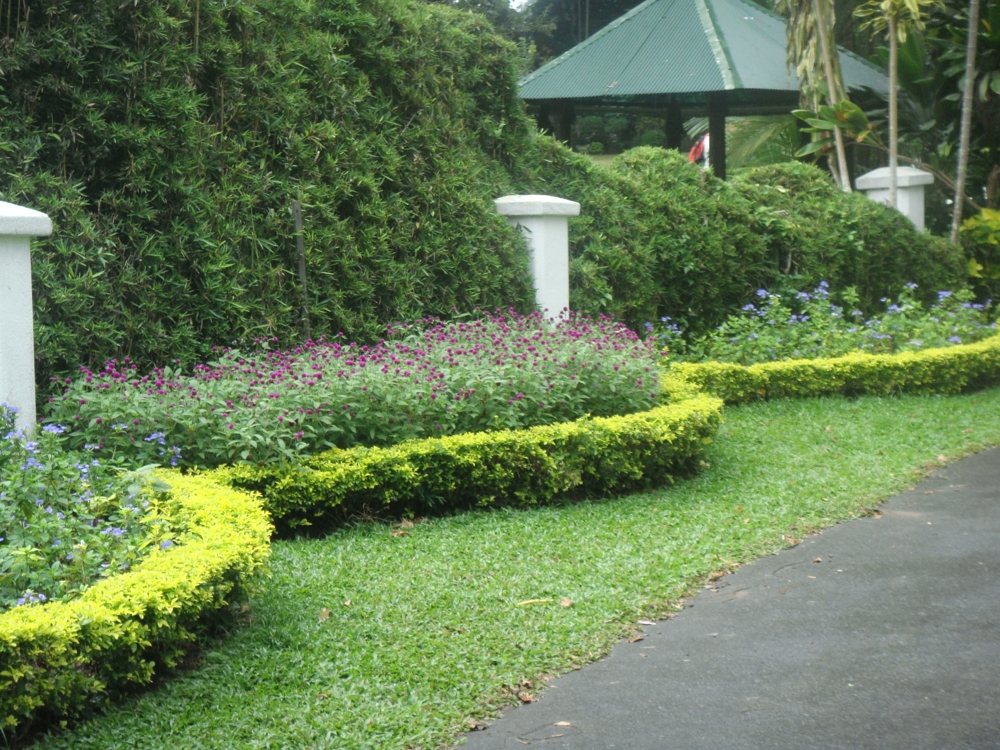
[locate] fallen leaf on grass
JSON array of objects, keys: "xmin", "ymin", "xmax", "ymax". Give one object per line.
[
  {"xmin": 628, "ymin": 635, "xmax": 645, "ymax": 643},
  {"xmin": 518, "ymin": 692, "xmax": 537, "ymax": 703},
  {"xmin": 400, "ymin": 518, "xmax": 414, "ymax": 529},
  {"xmin": 559, "ymin": 598, "xmax": 573, "ymax": 607},
  {"xmin": 937, "ymin": 454, "xmax": 947, "ymax": 462},
  {"xmin": 316, "ymin": 693, "xmax": 330, "ymax": 699},
  {"xmin": 516, "ymin": 598, "xmax": 552, "ymax": 606},
  {"xmin": 343, "ymin": 599, "xmax": 351, "ymax": 607},
  {"xmin": 319, "ymin": 608, "xmax": 331, "ymax": 622},
  {"xmin": 465, "ymin": 718, "xmax": 488, "ymax": 731},
  {"xmin": 962, "ymin": 428, "xmax": 973, "ymax": 434},
  {"xmin": 391, "ymin": 530, "xmax": 410, "ymax": 537}
]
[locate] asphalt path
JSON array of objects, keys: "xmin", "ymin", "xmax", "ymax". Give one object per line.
[{"xmin": 460, "ymin": 448, "xmax": 1000, "ymax": 750}]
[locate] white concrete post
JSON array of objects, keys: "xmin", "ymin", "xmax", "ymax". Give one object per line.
[
  {"xmin": 0, "ymin": 202, "xmax": 52, "ymax": 433},
  {"xmin": 856, "ymin": 167, "xmax": 934, "ymax": 232},
  {"xmin": 495, "ymin": 195, "xmax": 580, "ymax": 320}
]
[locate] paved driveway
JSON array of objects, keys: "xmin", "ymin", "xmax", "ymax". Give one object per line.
[{"xmin": 460, "ymin": 448, "xmax": 1000, "ymax": 750}]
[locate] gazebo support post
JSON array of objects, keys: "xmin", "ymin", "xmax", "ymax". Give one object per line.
[
  {"xmin": 664, "ymin": 97, "xmax": 685, "ymax": 151},
  {"xmin": 707, "ymin": 92, "xmax": 727, "ymax": 180}
]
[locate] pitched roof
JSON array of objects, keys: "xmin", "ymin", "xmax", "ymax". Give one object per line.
[{"xmin": 519, "ymin": 0, "xmax": 888, "ymax": 100}]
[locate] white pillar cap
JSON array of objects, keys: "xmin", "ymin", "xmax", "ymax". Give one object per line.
[
  {"xmin": 855, "ymin": 167, "xmax": 934, "ymax": 190},
  {"xmin": 0, "ymin": 201, "xmax": 52, "ymax": 236},
  {"xmin": 495, "ymin": 195, "xmax": 581, "ymax": 217}
]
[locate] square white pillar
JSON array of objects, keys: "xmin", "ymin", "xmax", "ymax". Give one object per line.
[
  {"xmin": 0, "ymin": 202, "xmax": 52, "ymax": 433},
  {"xmin": 495, "ymin": 195, "xmax": 580, "ymax": 320},
  {"xmin": 855, "ymin": 167, "xmax": 934, "ymax": 232}
]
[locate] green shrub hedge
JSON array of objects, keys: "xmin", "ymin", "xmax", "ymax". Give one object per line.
[
  {"xmin": 215, "ymin": 394, "xmax": 724, "ymax": 529},
  {"xmin": 512, "ymin": 147, "xmax": 967, "ymax": 337},
  {"xmin": 0, "ymin": 472, "xmax": 271, "ymax": 737},
  {"xmin": 4, "ymin": 0, "xmax": 970, "ymax": 397},
  {"xmin": 661, "ymin": 332, "xmax": 1000, "ymax": 404}
]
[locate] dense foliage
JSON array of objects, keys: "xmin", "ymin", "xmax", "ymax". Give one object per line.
[
  {"xmin": 0, "ymin": 470, "xmax": 272, "ymax": 739},
  {"xmin": 0, "ymin": 0, "xmax": 538, "ymax": 395},
  {"xmin": 0, "ymin": 0, "xmax": 973, "ymax": 398},
  {"xmin": 662, "ymin": 329, "xmax": 1000, "ymax": 404},
  {"xmin": 515, "ymin": 149, "xmax": 967, "ymax": 336},
  {"xmin": 651, "ymin": 282, "xmax": 996, "ymax": 365},
  {"xmin": 0, "ymin": 406, "xmax": 181, "ymax": 613},
  {"xmin": 217, "ymin": 395, "xmax": 722, "ymax": 529},
  {"xmin": 49, "ymin": 311, "xmax": 659, "ymax": 467}
]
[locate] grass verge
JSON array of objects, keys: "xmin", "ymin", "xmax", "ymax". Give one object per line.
[{"xmin": 29, "ymin": 389, "xmax": 1000, "ymax": 749}]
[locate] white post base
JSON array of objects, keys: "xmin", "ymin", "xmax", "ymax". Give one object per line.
[
  {"xmin": 855, "ymin": 167, "xmax": 934, "ymax": 232},
  {"xmin": 0, "ymin": 202, "xmax": 53, "ymax": 433},
  {"xmin": 495, "ymin": 195, "xmax": 580, "ymax": 320}
]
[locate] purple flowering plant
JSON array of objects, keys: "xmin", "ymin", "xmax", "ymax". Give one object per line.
[
  {"xmin": 0, "ymin": 404, "xmax": 181, "ymax": 612},
  {"xmin": 47, "ymin": 310, "xmax": 659, "ymax": 468},
  {"xmin": 648, "ymin": 284, "xmax": 996, "ymax": 366}
]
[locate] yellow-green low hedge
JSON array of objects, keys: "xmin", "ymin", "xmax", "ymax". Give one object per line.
[
  {"xmin": 215, "ymin": 395, "xmax": 724, "ymax": 527},
  {"xmin": 0, "ymin": 472, "xmax": 272, "ymax": 735},
  {"xmin": 662, "ymin": 334, "xmax": 1000, "ymax": 404}
]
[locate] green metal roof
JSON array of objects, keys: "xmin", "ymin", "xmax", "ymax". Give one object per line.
[{"xmin": 519, "ymin": 0, "xmax": 888, "ymax": 100}]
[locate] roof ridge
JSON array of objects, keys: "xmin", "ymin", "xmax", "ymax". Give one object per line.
[
  {"xmin": 696, "ymin": 0, "xmax": 737, "ymax": 89},
  {"xmin": 518, "ymin": 0, "xmax": 670, "ymax": 86}
]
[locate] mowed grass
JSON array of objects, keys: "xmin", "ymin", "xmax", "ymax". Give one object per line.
[{"xmin": 31, "ymin": 389, "xmax": 1000, "ymax": 749}]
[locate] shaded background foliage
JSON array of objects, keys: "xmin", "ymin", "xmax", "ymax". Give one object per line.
[{"xmin": 0, "ymin": 0, "xmax": 971, "ymax": 401}]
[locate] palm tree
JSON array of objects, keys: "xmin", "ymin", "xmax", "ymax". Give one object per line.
[
  {"xmin": 855, "ymin": 0, "xmax": 941, "ymax": 209},
  {"xmin": 950, "ymin": 0, "xmax": 981, "ymax": 243},
  {"xmin": 778, "ymin": 0, "xmax": 852, "ymax": 191}
]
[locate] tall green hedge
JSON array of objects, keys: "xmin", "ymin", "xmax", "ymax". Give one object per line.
[
  {"xmin": 0, "ymin": 0, "xmax": 969, "ymax": 394},
  {"xmin": 512, "ymin": 146, "xmax": 968, "ymax": 336},
  {"xmin": 0, "ymin": 0, "xmax": 537, "ymax": 390}
]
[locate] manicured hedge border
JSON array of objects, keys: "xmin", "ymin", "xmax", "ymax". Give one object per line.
[
  {"xmin": 0, "ymin": 472, "xmax": 272, "ymax": 735},
  {"xmin": 662, "ymin": 334, "xmax": 1000, "ymax": 404},
  {"xmin": 215, "ymin": 396, "xmax": 724, "ymax": 527}
]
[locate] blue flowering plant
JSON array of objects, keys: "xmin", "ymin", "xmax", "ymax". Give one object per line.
[
  {"xmin": 0, "ymin": 404, "xmax": 182, "ymax": 612},
  {"xmin": 648, "ymin": 283, "xmax": 996, "ymax": 366}
]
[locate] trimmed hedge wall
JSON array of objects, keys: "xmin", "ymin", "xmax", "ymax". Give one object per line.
[
  {"xmin": 215, "ymin": 395, "xmax": 724, "ymax": 529},
  {"xmin": 662, "ymin": 334, "xmax": 1000, "ymax": 404},
  {"xmin": 0, "ymin": 472, "xmax": 272, "ymax": 736}
]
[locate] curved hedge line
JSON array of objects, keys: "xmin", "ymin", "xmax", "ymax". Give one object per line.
[
  {"xmin": 215, "ymin": 395, "xmax": 724, "ymax": 528},
  {"xmin": 0, "ymin": 473, "xmax": 272, "ymax": 736},
  {"xmin": 661, "ymin": 333, "xmax": 1000, "ymax": 404}
]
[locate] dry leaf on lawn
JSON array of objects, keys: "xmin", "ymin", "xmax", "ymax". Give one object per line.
[
  {"xmin": 391, "ymin": 530, "xmax": 409, "ymax": 537},
  {"xmin": 559, "ymin": 598, "xmax": 573, "ymax": 607},
  {"xmin": 318, "ymin": 607, "xmax": 331, "ymax": 622}
]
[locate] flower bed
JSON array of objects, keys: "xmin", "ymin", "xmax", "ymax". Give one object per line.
[
  {"xmin": 661, "ymin": 333, "xmax": 1000, "ymax": 404},
  {"xmin": 48, "ymin": 312, "xmax": 658, "ymax": 468},
  {"xmin": 0, "ymin": 406, "xmax": 184, "ymax": 612},
  {"xmin": 215, "ymin": 395, "xmax": 723, "ymax": 529},
  {"xmin": 0, "ymin": 471, "xmax": 271, "ymax": 736},
  {"xmin": 650, "ymin": 283, "xmax": 996, "ymax": 366}
]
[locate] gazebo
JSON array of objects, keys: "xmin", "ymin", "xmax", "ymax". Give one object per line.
[{"xmin": 519, "ymin": 0, "xmax": 889, "ymax": 179}]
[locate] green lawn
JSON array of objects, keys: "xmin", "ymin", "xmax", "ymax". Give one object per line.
[{"xmin": 31, "ymin": 389, "xmax": 1000, "ymax": 749}]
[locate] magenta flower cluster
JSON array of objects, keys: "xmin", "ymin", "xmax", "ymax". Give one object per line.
[{"xmin": 48, "ymin": 310, "xmax": 659, "ymax": 467}]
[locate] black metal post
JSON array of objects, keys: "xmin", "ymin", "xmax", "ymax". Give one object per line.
[
  {"xmin": 707, "ymin": 91, "xmax": 727, "ymax": 180},
  {"xmin": 664, "ymin": 97, "xmax": 685, "ymax": 151}
]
